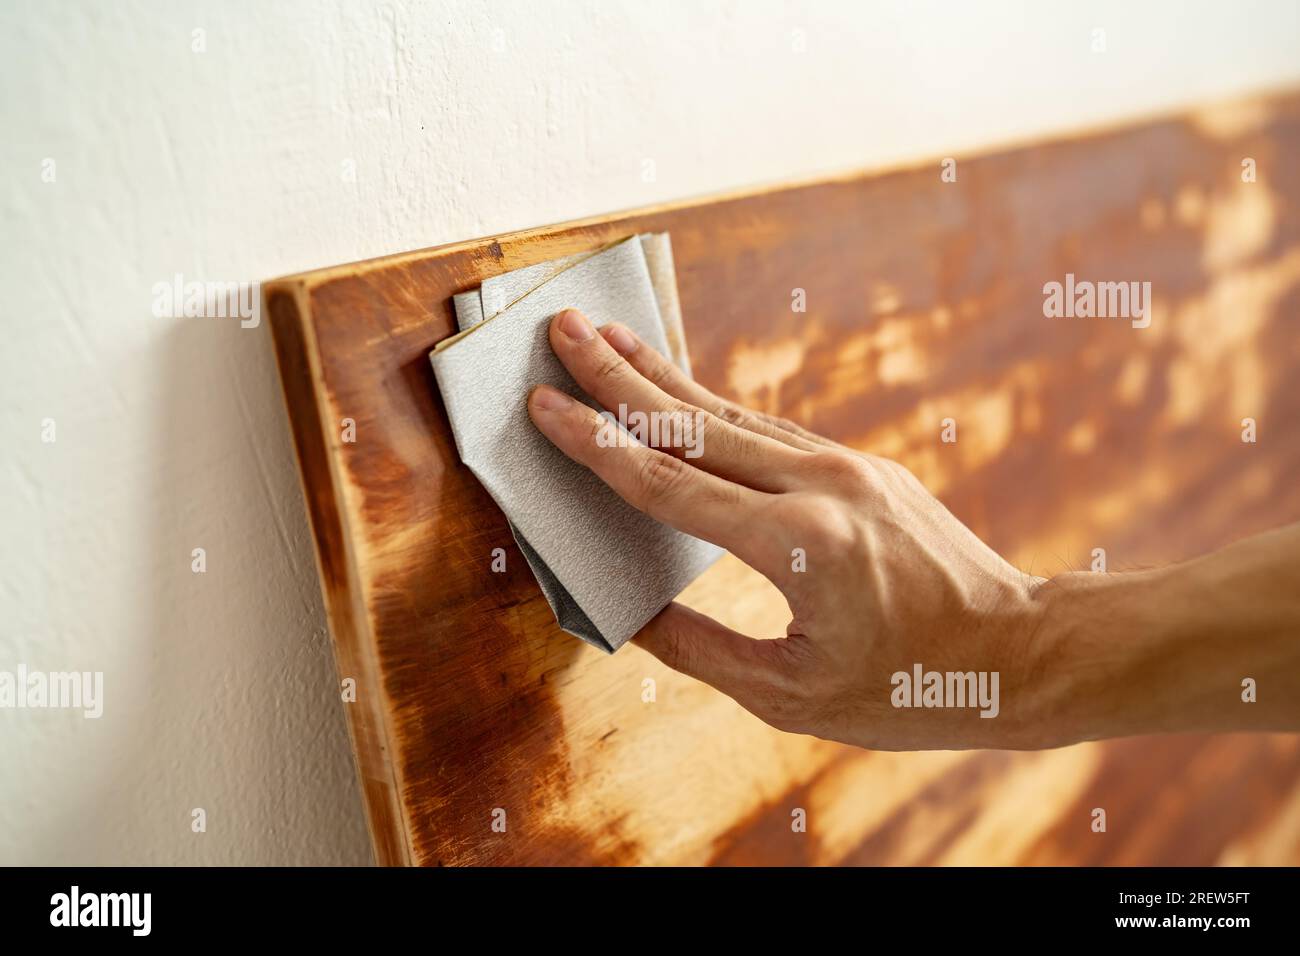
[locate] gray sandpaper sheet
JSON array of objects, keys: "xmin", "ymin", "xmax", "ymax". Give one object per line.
[
  {"xmin": 453, "ymin": 235, "xmax": 690, "ymax": 379},
  {"xmin": 431, "ymin": 236, "xmax": 722, "ymax": 652}
]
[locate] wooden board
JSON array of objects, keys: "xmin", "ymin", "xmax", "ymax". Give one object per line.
[{"xmin": 265, "ymin": 89, "xmax": 1300, "ymax": 866}]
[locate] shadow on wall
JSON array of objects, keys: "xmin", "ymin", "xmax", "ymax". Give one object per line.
[{"xmin": 28, "ymin": 314, "xmax": 371, "ymax": 865}]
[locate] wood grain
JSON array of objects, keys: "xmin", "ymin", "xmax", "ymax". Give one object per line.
[{"xmin": 266, "ymin": 90, "xmax": 1300, "ymax": 866}]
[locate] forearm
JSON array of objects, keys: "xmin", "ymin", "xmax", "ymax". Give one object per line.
[{"xmin": 1028, "ymin": 524, "xmax": 1300, "ymax": 746}]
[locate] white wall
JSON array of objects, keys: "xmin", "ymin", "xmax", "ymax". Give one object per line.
[{"xmin": 1, "ymin": 0, "xmax": 1297, "ymax": 865}]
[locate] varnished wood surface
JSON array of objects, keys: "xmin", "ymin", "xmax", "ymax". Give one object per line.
[{"xmin": 266, "ymin": 90, "xmax": 1300, "ymax": 866}]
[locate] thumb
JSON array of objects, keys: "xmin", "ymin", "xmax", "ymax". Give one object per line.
[{"xmin": 634, "ymin": 602, "xmax": 783, "ymax": 713}]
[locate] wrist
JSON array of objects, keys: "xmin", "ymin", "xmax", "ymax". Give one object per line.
[
  {"xmin": 1008, "ymin": 526, "xmax": 1300, "ymax": 747},
  {"xmin": 1018, "ymin": 567, "xmax": 1178, "ymax": 746}
]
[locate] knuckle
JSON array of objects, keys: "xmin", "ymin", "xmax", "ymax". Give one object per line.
[
  {"xmin": 708, "ymin": 406, "xmax": 769, "ymax": 460},
  {"xmin": 807, "ymin": 451, "xmax": 880, "ymax": 495},
  {"xmin": 642, "ymin": 355, "xmax": 679, "ymax": 389},
  {"xmin": 669, "ymin": 398, "xmax": 703, "ymax": 423},
  {"xmin": 761, "ymin": 411, "xmax": 813, "ymax": 439},
  {"xmin": 592, "ymin": 350, "xmax": 627, "ymax": 384},
  {"xmin": 713, "ymin": 403, "xmax": 750, "ymax": 429},
  {"xmin": 634, "ymin": 451, "xmax": 690, "ymax": 505},
  {"xmin": 656, "ymin": 617, "xmax": 698, "ymax": 675},
  {"xmin": 703, "ymin": 474, "xmax": 744, "ymax": 511},
  {"xmin": 701, "ymin": 417, "xmax": 749, "ymax": 465}
]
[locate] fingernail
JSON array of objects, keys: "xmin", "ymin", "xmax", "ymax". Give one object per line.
[
  {"xmin": 603, "ymin": 324, "xmax": 640, "ymax": 355},
  {"xmin": 558, "ymin": 309, "xmax": 593, "ymax": 341},
  {"xmin": 530, "ymin": 385, "xmax": 572, "ymax": 412}
]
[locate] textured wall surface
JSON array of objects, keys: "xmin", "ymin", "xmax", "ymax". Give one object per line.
[{"xmin": 1, "ymin": 0, "xmax": 1298, "ymax": 865}]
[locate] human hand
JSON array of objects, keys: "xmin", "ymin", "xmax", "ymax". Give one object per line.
[{"xmin": 526, "ymin": 308, "xmax": 1057, "ymax": 751}]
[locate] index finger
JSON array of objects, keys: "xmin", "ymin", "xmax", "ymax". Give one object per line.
[{"xmin": 526, "ymin": 384, "xmax": 790, "ymax": 578}]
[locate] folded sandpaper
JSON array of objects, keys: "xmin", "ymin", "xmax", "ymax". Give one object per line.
[{"xmin": 430, "ymin": 235, "xmax": 722, "ymax": 653}]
